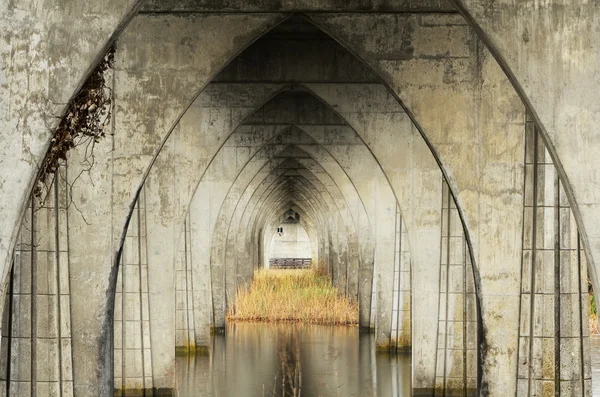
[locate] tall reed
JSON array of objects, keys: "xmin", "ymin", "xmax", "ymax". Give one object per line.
[{"xmin": 227, "ymin": 268, "xmax": 358, "ymax": 325}]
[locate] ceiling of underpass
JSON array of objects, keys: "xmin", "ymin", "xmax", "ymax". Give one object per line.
[{"xmin": 183, "ymin": 15, "xmax": 401, "ymax": 254}]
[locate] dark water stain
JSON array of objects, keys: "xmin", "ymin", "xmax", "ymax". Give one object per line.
[{"xmin": 175, "ymin": 322, "xmax": 411, "ymax": 397}]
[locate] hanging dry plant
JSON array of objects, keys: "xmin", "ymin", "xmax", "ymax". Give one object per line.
[{"xmin": 33, "ymin": 44, "xmax": 116, "ymax": 203}]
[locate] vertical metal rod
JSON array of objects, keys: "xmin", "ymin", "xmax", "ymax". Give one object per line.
[
  {"xmin": 54, "ymin": 171, "xmax": 64, "ymax": 397},
  {"xmin": 137, "ymin": 198, "xmax": 147, "ymax": 396},
  {"xmin": 184, "ymin": 219, "xmax": 192, "ymax": 346},
  {"xmin": 462, "ymin": 239, "xmax": 468, "ymax": 395},
  {"xmin": 30, "ymin": 200, "xmax": 37, "ymax": 397},
  {"xmin": 527, "ymin": 127, "xmax": 540, "ymax": 397},
  {"xmin": 442, "ymin": 185, "xmax": 452, "ymax": 397},
  {"xmin": 576, "ymin": 235, "xmax": 586, "ymax": 395},
  {"xmin": 554, "ymin": 167, "xmax": 561, "ymax": 397},
  {"xmin": 5, "ymin": 260, "xmax": 15, "ymax": 397}
]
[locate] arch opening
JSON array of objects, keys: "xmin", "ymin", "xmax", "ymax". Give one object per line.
[{"xmin": 267, "ymin": 211, "xmax": 313, "ymax": 270}]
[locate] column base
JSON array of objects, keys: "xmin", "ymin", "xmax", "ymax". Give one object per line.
[
  {"xmin": 412, "ymin": 387, "xmax": 477, "ymax": 397},
  {"xmin": 175, "ymin": 345, "xmax": 210, "ymax": 355},
  {"xmin": 114, "ymin": 388, "xmax": 174, "ymax": 396}
]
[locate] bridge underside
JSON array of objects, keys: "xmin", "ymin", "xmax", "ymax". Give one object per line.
[{"xmin": 1, "ymin": 1, "xmax": 599, "ymax": 397}]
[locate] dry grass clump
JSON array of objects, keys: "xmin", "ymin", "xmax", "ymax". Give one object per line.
[
  {"xmin": 590, "ymin": 293, "xmax": 599, "ymax": 335},
  {"xmin": 227, "ymin": 269, "xmax": 358, "ymax": 325},
  {"xmin": 590, "ymin": 313, "xmax": 599, "ymax": 335}
]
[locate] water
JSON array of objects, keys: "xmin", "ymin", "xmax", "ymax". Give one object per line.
[
  {"xmin": 175, "ymin": 322, "xmax": 411, "ymax": 397},
  {"xmin": 175, "ymin": 327, "xmax": 600, "ymax": 396}
]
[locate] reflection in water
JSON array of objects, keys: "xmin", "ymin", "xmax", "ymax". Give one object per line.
[{"xmin": 175, "ymin": 323, "xmax": 411, "ymax": 397}]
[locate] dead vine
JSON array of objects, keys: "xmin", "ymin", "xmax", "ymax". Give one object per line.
[{"xmin": 33, "ymin": 44, "xmax": 115, "ymax": 207}]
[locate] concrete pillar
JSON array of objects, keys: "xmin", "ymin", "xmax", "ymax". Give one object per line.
[
  {"xmin": 516, "ymin": 116, "xmax": 592, "ymax": 397},
  {"xmin": 0, "ymin": 167, "xmax": 74, "ymax": 397},
  {"xmin": 433, "ymin": 181, "xmax": 478, "ymax": 396},
  {"xmin": 113, "ymin": 188, "xmax": 155, "ymax": 396},
  {"xmin": 174, "ymin": 215, "xmax": 196, "ymax": 353},
  {"xmin": 390, "ymin": 205, "xmax": 412, "ymax": 352},
  {"xmin": 451, "ymin": 1, "xmax": 600, "ymax": 317}
]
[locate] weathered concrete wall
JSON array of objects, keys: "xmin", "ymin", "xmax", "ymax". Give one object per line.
[
  {"xmin": 267, "ymin": 220, "xmax": 313, "ymax": 262},
  {"xmin": 0, "ymin": 1, "xmax": 141, "ymax": 321},
  {"xmin": 6, "ymin": 6, "xmax": 599, "ymax": 397},
  {"xmin": 141, "ymin": 0, "xmax": 455, "ymax": 13},
  {"xmin": 452, "ymin": 0, "xmax": 600, "ymax": 320}
]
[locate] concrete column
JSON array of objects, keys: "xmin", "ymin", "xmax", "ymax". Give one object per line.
[
  {"xmin": 113, "ymin": 188, "xmax": 155, "ymax": 396},
  {"xmin": 174, "ymin": 215, "xmax": 196, "ymax": 354},
  {"xmin": 451, "ymin": 1, "xmax": 600, "ymax": 317},
  {"xmin": 390, "ymin": 205, "xmax": 412, "ymax": 352},
  {"xmin": 516, "ymin": 117, "xmax": 592, "ymax": 397},
  {"xmin": 433, "ymin": 181, "xmax": 478, "ymax": 396},
  {"xmin": 0, "ymin": 167, "xmax": 74, "ymax": 397},
  {"xmin": 188, "ymin": 198, "xmax": 213, "ymax": 349}
]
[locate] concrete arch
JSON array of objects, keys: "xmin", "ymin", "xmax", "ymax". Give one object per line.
[
  {"xmin": 199, "ymin": 121, "xmax": 397, "ymax": 341},
  {"xmin": 226, "ymin": 156, "xmax": 360, "ymax": 296},
  {"xmin": 213, "ymin": 151, "xmax": 352, "ymax": 300},
  {"xmin": 180, "ymin": 123, "xmax": 360, "ymax": 328},
  {"xmin": 262, "ymin": 198, "xmax": 321, "ymax": 270},
  {"xmin": 197, "ymin": 131, "xmax": 372, "ymax": 326},
  {"xmin": 0, "ymin": 0, "xmax": 142, "ymax": 305},
  {"xmin": 173, "ymin": 82, "xmax": 465, "ymax": 392},
  {"xmin": 230, "ymin": 161, "xmax": 354, "ymax": 290},
  {"xmin": 4, "ymin": 5, "xmax": 598, "ymax": 397}
]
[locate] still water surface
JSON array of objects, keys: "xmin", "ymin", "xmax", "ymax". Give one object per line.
[
  {"xmin": 174, "ymin": 326, "xmax": 600, "ymax": 397},
  {"xmin": 175, "ymin": 323, "xmax": 410, "ymax": 397}
]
